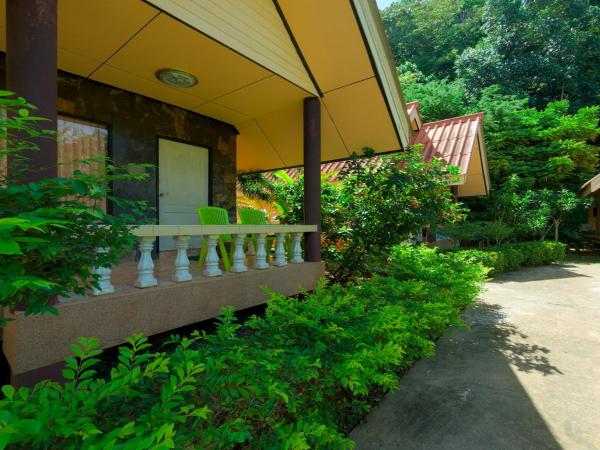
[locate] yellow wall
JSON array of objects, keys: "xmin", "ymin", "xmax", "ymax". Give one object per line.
[{"xmin": 457, "ymin": 137, "xmax": 488, "ymax": 197}]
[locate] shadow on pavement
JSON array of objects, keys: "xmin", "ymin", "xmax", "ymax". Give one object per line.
[
  {"xmin": 492, "ymin": 264, "xmax": 589, "ymax": 283},
  {"xmin": 350, "ymin": 300, "xmax": 563, "ymax": 450}
]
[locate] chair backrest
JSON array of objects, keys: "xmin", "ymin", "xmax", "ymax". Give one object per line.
[
  {"xmin": 238, "ymin": 207, "xmax": 267, "ymax": 225},
  {"xmin": 197, "ymin": 206, "xmax": 231, "ymax": 225}
]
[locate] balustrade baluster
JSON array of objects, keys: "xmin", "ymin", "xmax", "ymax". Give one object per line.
[
  {"xmin": 231, "ymin": 233, "xmax": 248, "ymax": 273},
  {"xmin": 203, "ymin": 234, "xmax": 223, "ymax": 277},
  {"xmin": 135, "ymin": 237, "xmax": 157, "ymax": 288},
  {"xmin": 290, "ymin": 232, "xmax": 304, "ymax": 263},
  {"xmin": 172, "ymin": 235, "xmax": 192, "ymax": 282},
  {"xmin": 91, "ymin": 247, "xmax": 115, "ymax": 295},
  {"xmin": 253, "ymin": 233, "xmax": 270, "ymax": 269},
  {"xmin": 273, "ymin": 232, "xmax": 288, "ymax": 266}
]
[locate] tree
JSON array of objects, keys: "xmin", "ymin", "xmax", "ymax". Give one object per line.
[
  {"xmin": 472, "ymin": 92, "xmax": 600, "ymax": 191},
  {"xmin": 455, "ymin": 0, "xmax": 600, "ymax": 108},
  {"xmin": 381, "ymin": 0, "xmax": 485, "ymax": 78},
  {"xmin": 539, "ymin": 189, "xmax": 589, "ymax": 242},
  {"xmin": 400, "ymin": 66, "xmax": 469, "ymax": 122}
]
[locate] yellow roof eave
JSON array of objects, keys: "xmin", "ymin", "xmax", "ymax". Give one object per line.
[{"xmin": 350, "ymin": 0, "xmax": 412, "ymax": 148}]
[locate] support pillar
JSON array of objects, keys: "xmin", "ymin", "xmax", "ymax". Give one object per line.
[
  {"xmin": 6, "ymin": 0, "xmax": 58, "ymax": 181},
  {"xmin": 303, "ymin": 97, "xmax": 321, "ymax": 262}
]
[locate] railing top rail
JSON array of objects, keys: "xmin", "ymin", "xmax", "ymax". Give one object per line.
[{"xmin": 131, "ymin": 224, "xmax": 317, "ymax": 237}]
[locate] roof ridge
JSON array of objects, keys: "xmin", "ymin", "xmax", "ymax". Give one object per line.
[{"xmin": 422, "ymin": 111, "xmax": 483, "ymax": 127}]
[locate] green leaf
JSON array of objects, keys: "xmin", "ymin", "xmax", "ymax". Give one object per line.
[
  {"xmin": 0, "ymin": 240, "xmax": 22, "ymax": 255},
  {"xmin": 1, "ymin": 385, "xmax": 15, "ymax": 399}
]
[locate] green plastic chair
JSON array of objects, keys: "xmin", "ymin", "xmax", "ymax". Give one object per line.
[
  {"xmin": 197, "ymin": 206, "xmax": 234, "ymax": 272},
  {"xmin": 238, "ymin": 208, "xmax": 274, "ymax": 255}
]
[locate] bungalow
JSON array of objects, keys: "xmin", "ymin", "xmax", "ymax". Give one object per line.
[{"xmin": 1, "ymin": 0, "xmax": 414, "ymax": 385}]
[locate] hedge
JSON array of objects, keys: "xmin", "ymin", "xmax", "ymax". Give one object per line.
[
  {"xmin": 0, "ymin": 244, "xmax": 486, "ymax": 449},
  {"xmin": 447, "ymin": 241, "xmax": 566, "ymax": 276}
]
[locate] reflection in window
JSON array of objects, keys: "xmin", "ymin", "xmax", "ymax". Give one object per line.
[{"xmin": 58, "ymin": 116, "xmax": 108, "ymax": 210}]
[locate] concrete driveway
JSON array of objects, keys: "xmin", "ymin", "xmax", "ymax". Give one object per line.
[{"xmin": 351, "ymin": 261, "xmax": 600, "ymax": 450}]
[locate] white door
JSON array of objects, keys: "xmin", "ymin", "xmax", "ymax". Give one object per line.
[{"xmin": 158, "ymin": 138, "xmax": 209, "ymax": 251}]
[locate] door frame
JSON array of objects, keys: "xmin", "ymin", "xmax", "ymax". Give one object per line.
[{"xmin": 155, "ymin": 135, "xmax": 213, "ymax": 251}]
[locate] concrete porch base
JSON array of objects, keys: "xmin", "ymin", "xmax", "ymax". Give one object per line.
[{"xmin": 3, "ymin": 259, "xmax": 325, "ymax": 383}]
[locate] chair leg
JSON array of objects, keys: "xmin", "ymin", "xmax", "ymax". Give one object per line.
[
  {"xmin": 219, "ymin": 238, "xmax": 231, "ymax": 272},
  {"xmin": 198, "ymin": 237, "xmax": 208, "ymax": 268},
  {"xmin": 229, "ymin": 240, "xmax": 236, "ymax": 268}
]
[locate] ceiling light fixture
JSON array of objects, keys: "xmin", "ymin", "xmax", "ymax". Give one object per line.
[{"xmin": 156, "ymin": 68, "xmax": 198, "ymax": 88}]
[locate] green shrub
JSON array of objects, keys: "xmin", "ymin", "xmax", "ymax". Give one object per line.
[
  {"xmin": 438, "ymin": 220, "xmax": 513, "ymax": 246},
  {"xmin": 0, "ymin": 244, "xmax": 485, "ymax": 449},
  {"xmin": 448, "ymin": 241, "xmax": 566, "ymax": 276},
  {"xmin": 0, "ymin": 92, "xmax": 150, "ymax": 320}
]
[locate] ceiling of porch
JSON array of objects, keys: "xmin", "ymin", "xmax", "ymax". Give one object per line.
[{"xmin": 0, "ymin": 0, "xmax": 409, "ymax": 171}]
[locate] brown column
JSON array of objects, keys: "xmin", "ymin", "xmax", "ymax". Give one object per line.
[
  {"xmin": 303, "ymin": 97, "xmax": 321, "ymax": 262},
  {"xmin": 6, "ymin": 0, "xmax": 58, "ymax": 181}
]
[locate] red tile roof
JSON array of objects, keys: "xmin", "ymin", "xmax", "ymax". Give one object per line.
[{"xmin": 409, "ymin": 112, "xmax": 484, "ymax": 176}]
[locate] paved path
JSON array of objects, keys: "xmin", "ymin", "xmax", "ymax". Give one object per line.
[{"xmin": 351, "ymin": 262, "xmax": 600, "ymax": 450}]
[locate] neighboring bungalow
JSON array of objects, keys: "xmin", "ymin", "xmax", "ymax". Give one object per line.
[
  {"xmin": 0, "ymin": 0, "xmax": 414, "ymax": 385},
  {"xmin": 579, "ymin": 173, "xmax": 600, "ymax": 233},
  {"xmin": 409, "ymin": 108, "xmax": 490, "ymax": 198},
  {"xmin": 240, "ymin": 100, "xmax": 490, "ymax": 208}
]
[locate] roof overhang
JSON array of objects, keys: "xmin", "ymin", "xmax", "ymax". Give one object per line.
[
  {"xmin": 405, "ymin": 101, "xmax": 423, "ymax": 131},
  {"xmin": 0, "ymin": 0, "xmax": 412, "ymax": 172},
  {"xmin": 579, "ymin": 173, "xmax": 600, "ymax": 197}
]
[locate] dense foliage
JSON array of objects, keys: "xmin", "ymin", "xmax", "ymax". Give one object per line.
[
  {"xmin": 239, "ymin": 148, "xmax": 464, "ymax": 282},
  {"xmin": 382, "ymin": 0, "xmax": 485, "ymax": 80},
  {"xmin": 0, "ymin": 93, "xmax": 149, "ymax": 321},
  {"xmin": 447, "ymin": 241, "xmax": 566, "ymax": 275},
  {"xmin": 384, "ymin": 0, "xmax": 600, "ymax": 109},
  {"xmin": 398, "ymin": 63, "xmax": 599, "ymax": 244},
  {"xmin": 0, "ymin": 244, "xmax": 486, "ymax": 449},
  {"xmin": 384, "ymin": 1, "xmax": 600, "ymax": 246}
]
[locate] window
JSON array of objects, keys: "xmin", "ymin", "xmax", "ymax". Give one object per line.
[{"xmin": 58, "ymin": 116, "xmax": 109, "ymax": 209}]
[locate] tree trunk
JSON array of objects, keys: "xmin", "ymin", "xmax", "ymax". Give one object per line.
[{"xmin": 554, "ymin": 220, "xmax": 560, "ymax": 241}]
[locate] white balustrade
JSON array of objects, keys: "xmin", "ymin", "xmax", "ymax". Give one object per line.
[
  {"xmin": 91, "ymin": 247, "xmax": 115, "ymax": 295},
  {"xmin": 272, "ymin": 232, "xmax": 288, "ymax": 266},
  {"xmin": 253, "ymin": 233, "xmax": 270, "ymax": 269},
  {"xmin": 290, "ymin": 232, "xmax": 304, "ymax": 264},
  {"xmin": 231, "ymin": 233, "xmax": 248, "ymax": 273},
  {"xmin": 172, "ymin": 235, "xmax": 192, "ymax": 282},
  {"xmin": 91, "ymin": 225, "xmax": 317, "ymax": 293},
  {"xmin": 135, "ymin": 236, "xmax": 158, "ymax": 288},
  {"xmin": 203, "ymin": 235, "xmax": 223, "ymax": 277}
]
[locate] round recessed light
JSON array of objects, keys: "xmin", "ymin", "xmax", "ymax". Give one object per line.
[{"xmin": 156, "ymin": 68, "xmax": 198, "ymax": 88}]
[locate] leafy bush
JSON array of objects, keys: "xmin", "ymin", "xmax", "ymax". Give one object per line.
[
  {"xmin": 448, "ymin": 241, "xmax": 566, "ymax": 276},
  {"xmin": 0, "ymin": 92, "xmax": 149, "ymax": 319},
  {"xmin": 328, "ymin": 148, "xmax": 464, "ymax": 282},
  {"xmin": 0, "ymin": 244, "xmax": 485, "ymax": 449}
]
